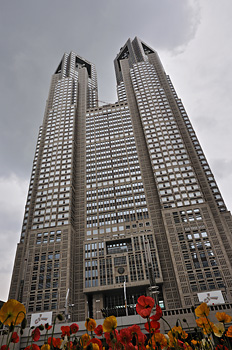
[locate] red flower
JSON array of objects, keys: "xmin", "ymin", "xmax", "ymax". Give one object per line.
[
  {"xmin": 136, "ymin": 296, "xmax": 155, "ymax": 318},
  {"xmin": 48, "ymin": 337, "xmax": 56, "ymax": 346},
  {"xmin": 48, "ymin": 337, "xmax": 62, "ymax": 348},
  {"xmin": 25, "ymin": 344, "xmax": 40, "ymax": 350},
  {"xmin": 150, "ymin": 305, "xmax": 162, "ymax": 322},
  {"xmin": 70, "ymin": 323, "xmax": 79, "ymax": 334},
  {"xmin": 216, "ymin": 346, "xmax": 228, "ymax": 350},
  {"xmin": 129, "ymin": 324, "xmax": 145, "ymax": 345},
  {"xmin": 127, "ymin": 343, "xmax": 136, "ymax": 350},
  {"xmin": 32, "ymin": 327, "xmax": 41, "ymax": 341},
  {"xmin": 129, "ymin": 324, "xmax": 141, "ymax": 334},
  {"xmin": 145, "ymin": 320, "xmax": 160, "ymax": 333},
  {"xmin": 1, "ymin": 346, "xmax": 9, "ymax": 350},
  {"xmin": 86, "ymin": 338, "xmax": 102, "ymax": 350},
  {"xmin": 11, "ymin": 332, "xmax": 19, "ymax": 343},
  {"xmin": 105, "ymin": 330, "xmax": 119, "ymax": 347},
  {"xmin": 119, "ymin": 328, "xmax": 132, "ymax": 345},
  {"xmin": 61, "ymin": 326, "xmax": 70, "ymax": 338},
  {"xmin": 94, "ymin": 324, "xmax": 103, "ymax": 336},
  {"xmin": 45, "ymin": 323, "xmax": 52, "ymax": 330}
]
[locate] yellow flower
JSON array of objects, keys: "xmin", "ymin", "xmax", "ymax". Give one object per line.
[
  {"xmin": 213, "ymin": 322, "xmax": 225, "ymax": 337},
  {"xmin": 102, "ymin": 315, "xmax": 117, "ymax": 332},
  {"xmin": 91, "ymin": 345, "xmax": 99, "ymax": 350},
  {"xmin": 0, "ymin": 299, "xmax": 26, "ymax": 326},
  {"xmin": 196, "ymin": 317, "xmax": 216, "ymax": 334},
  {"xmin": 85, "ymin": 318, "xmax": 97, "ymax": 331},
  {"xmin": 195, "ymin": 303, "xmax": 210, "ymax": 318},
  {"xmin": 41, "ymin": 345, "xmax": 51, "ymax": 350},
  {"xmin": 215, "ymin": 312, "xmax": 232, "ymax": 324},
  {"xmin": 80, "ymin": 334, "xmax": 91, "ymax": 347}
]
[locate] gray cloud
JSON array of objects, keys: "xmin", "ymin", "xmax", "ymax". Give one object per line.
[
  {"xmin": 0, "ymin": 0, "xmax": 201, "ymax": 179},
  {"xmin": 210, "ymin": 159, "xmax": 232, "ymax": 180}
]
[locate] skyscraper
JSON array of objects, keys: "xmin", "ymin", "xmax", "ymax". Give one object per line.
[{"xmin": 9, "ymin": 37, "xmax": 232, "ymax": 322}]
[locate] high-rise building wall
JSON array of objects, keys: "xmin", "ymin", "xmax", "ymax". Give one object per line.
[{"xmin": 9, "ymin": 37, "xmax": 232, "ymax": 322}]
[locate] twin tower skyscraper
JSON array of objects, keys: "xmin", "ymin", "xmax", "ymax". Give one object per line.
[{"xmin": 9, "ymin": 37, "xmax": 232, "ymax": 321}]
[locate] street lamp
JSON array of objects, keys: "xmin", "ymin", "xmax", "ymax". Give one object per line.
[{"xmin": 96, "ymin": 299, "xmax": 101, "ymax": 319}]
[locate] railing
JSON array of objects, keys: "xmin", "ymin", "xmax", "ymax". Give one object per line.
[
  {"xmin": 101, "ymin": 306, "xmax": 136, "ymax": 317},
  {"xmin": 163, "ymin": 303, "xmax": 232, "ymax": 317},
  {"xmin": 101, "ymin": 303, "xmax": 232, "ymax": 318}
]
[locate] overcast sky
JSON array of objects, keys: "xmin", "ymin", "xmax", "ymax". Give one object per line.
[{"xmin": 0, "ymin": 0, "xmax": 231, "ymax": 301}]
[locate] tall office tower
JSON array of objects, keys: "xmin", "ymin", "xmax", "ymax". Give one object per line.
[{"xmin": 9, "ymin": 38, "xmax": 232, "ymax": 322}]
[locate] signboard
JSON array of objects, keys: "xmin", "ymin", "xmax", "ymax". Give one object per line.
[
  {"xmin": 30, "ymin": 312, "xmax": 53, "ymax": 328},
  {"xmin": 197, "ymin": 290, "xmax": 225, "ymax": 305}
]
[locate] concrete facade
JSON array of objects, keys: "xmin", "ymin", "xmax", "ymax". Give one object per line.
[{"xmin": 9, "ymin": 37, "xmax": 232, "ymax": 323}]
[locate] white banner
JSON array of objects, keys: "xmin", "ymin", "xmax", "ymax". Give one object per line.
[
  {"xmin": 197, "ymin": 290, "xmax": 225, "ymax": 305},
  {"xmin": 30, "ymin": 312, "xmax": 53, "ymax": 328}
]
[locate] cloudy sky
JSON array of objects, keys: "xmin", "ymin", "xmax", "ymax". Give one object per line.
[{"xmin": 0, "ymin": 0, "xmax": 231, "ymax": 301}]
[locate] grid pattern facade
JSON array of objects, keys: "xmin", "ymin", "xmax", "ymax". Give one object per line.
[{"xmin": 9, "ymin": 38, "xmax": 232, "ymax": 321}]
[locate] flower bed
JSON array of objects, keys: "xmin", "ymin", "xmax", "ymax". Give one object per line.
[{"xmin": 0, "ymin": 297, "xmax": 232, "ymax": 350}]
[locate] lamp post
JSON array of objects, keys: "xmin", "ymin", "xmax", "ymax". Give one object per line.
[
  {"xmin": 96, "ymin": 299, "xmax": 101, "ymax": 319},
  {"xmin": 65, "ymin": 289, "xmax": 69, "ymax": 322},
  {"xmin": 118, "ymin": 267, "xmax": 128, "ymax": 316}
]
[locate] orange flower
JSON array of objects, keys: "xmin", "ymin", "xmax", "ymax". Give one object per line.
[
  {"xmin": 103, "ymin": 315, "xmax": 117, "ymax": 332},
  {"xmin": 172, "ymin": 326, "xmax": 188, "ymax": 339},
  {"xmin": 85, "ymin": 318, "xmax": 97, "ymax": 331},
  {"xmin": 215, "ymin": 312, "xmax": 232, "ymax": 324},
  {"xmin": 152, "ymin": 333, "xmax": 167, "ymax": 349},
  {"xmin": 136, "ymin": 296, "xmax": 155, "ymax": 318},
  {"xmin": 0, "ymin": 299, "xmax": 26, "ymax": 326},
  {"xmin": 168, "ymin": 327, "xmax": 188, "ymax": 347},
  {"xmin": 191, "ymin": 339, "xmax": 201, "ymax": 346},
  {"xmin": 195, "ymin": 317, "xmax": 216, "ymax": 334},
  {"xmin": 183, "ymin": 343, "xmax": 193, "ymax": 350},
  {"xmin": 168, "ymin": 330, "xmax": 181, "ymax": 347},
  {"xmin": 195, "ymin": 303, "xmax": 210, "ymax": 318},
  {"xmin": 226, "ymin": 326, "xmax": 232, "ymax": 338}
]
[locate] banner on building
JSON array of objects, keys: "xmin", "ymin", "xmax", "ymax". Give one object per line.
[
  {"xmin": 30, "ymin": 312, "xmax": 53, "ymax": 327},
  {"xmin": 197, "ymin": 290, "xmax": 225, "ymax": 305}
]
